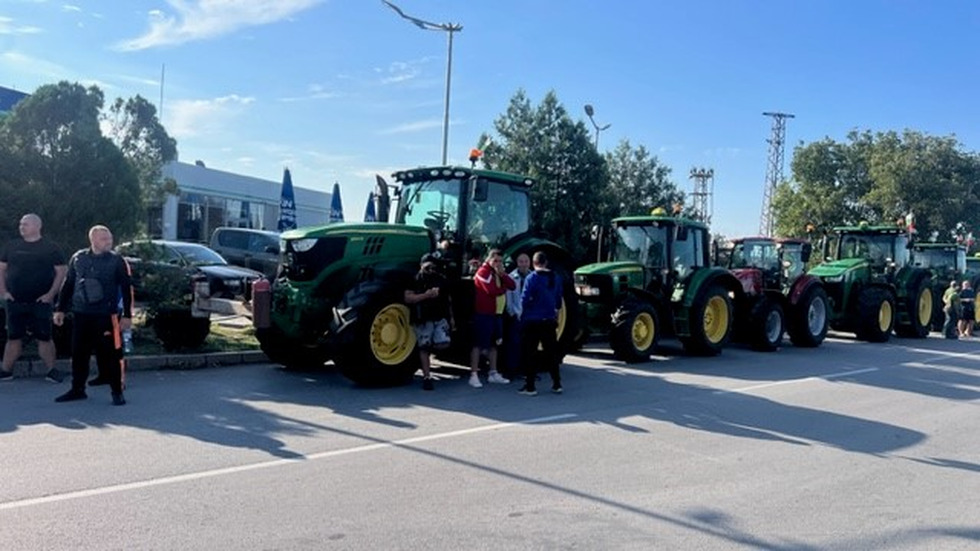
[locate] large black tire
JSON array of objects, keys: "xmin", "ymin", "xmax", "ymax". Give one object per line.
[
  {"xmin": 256, "ymin": 326, "xmax": 331, "ymax": 370},
  {"xmin": 555, "ymin": 268, "xmax": 582, "ymax": 357},
  {"xmin": 894, "ymin": 276, "xmax": 932, "ymax": 339},
  {"xmin": 150, "ymin": 308, "xmax": 211, "ymax": 350},
  {"xmin": 610, "ymin": 301, "xmax": 659, "ymax": 362},
  {"xmin": 334, "ymin": 290, "xmax": 419, "ymax": 387},
  {"xmin": 748, "ymin": 298, "xmax": 784, "ymax": 352},
  {"xmin": 788, "ymin": 286, "xmax": 829, "ymax": 348},
  {"xmin": 929, "ymin": 283, "xmax": 945, "ymax": 332},
  {"xmin": 855, "ymin": 287, "xmax": 895, "ymax": 343},
  {"xmin": 679, "ymin": 284, "xmax": 733, "ymax": 356}
]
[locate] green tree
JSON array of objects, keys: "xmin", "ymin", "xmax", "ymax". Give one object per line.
[
  {"xmin": 480, "ymin": 90, "xmax": 607, "ymax": 260},
  {"xmin": 0, "ymin": 81, "xmax": 141, "ymax": 250},
  {"xmin": 774, "ymin": 130, "xmax": 980, "ymax": 239},
  {"xmin": 103, "ymin": 95, "xmax": 178, "ymax": 206},
  {"xmin": 604, "ymin": 139, "xmax": 683, "ymax": 217}
]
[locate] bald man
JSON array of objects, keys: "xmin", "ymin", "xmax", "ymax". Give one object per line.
[{"xmin": 0, "ymin": 214, "xmax": 67, "ymax": 383}]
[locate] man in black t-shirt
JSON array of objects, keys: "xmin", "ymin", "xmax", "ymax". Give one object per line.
[
  {"xmin": 404, "ymin": 253, "xmax": 454, "ymax": 390},
  {"xmin": 0, "ymin": 214, "xmax": 67, "ymax": 382}
]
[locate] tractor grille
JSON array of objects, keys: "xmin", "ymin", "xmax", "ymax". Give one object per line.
[{"xmin": 283, "ymin": 237, "xmax": 346, "ymax": 282}]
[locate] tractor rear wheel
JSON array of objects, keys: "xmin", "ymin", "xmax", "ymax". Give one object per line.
[
  {"xmin": 680, "ymin": 285, "xmax": 732, "ymax": 356},
  {"xmin": 855, "ymin": 287, "xmax": 895, "ymax": 343},
  {"xmin": 749, "ymin": 298, "xmax": 784, "ymax": 352},
  {"xmin": 788, "ymin": 286, "xmax": 829, "ymax": 348},
  {"xmin": 611, "ymin": 301, "xmax": 659, "ymax": 362},
  {"xmin": 895, "ymin": 276, "xmax": 932, "ymax": 338}
]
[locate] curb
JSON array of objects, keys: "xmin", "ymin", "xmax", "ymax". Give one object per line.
[{"xmin": 5, "ymin": 350, "xmax": 270, "ymax": 379}]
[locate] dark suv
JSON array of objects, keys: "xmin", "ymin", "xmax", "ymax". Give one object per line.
[{"xmin": 210, "ymin": 228, "xmax": 280, "ymax": 279}]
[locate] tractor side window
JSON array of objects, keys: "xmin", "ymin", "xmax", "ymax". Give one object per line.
[
  {"xmin": 672, "ymin": 226, "xmax": 696, "ymax": 278},
  {"xmin": 466, "ymin": 183, "xmax": 529, "ymax": 245}
]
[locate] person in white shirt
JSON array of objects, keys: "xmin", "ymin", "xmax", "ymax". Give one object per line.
[{"xmin": 503, "ymin": 253, "xmax": 531, "ymax": 379}]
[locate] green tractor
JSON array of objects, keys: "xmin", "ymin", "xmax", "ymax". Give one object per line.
[
  {"xmin": 254, "ymin": 166, "xmax": 579, "ymax": 386},
  {"xmin": 909, "ymin": 242, "xmax": 967, "ymax": 331},
  {"xmin": 573, "ymin": 212, "xmax": 742, "ymax": 361},
  {"xmin": 808, "ymin": 223, "xmax": 934, "ymax": 342},
  {"xmin": 714, "ymin": 237, "xmax": 830, "ymax": 350}
]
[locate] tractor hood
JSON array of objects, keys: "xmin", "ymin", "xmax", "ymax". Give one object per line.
[
  {"xmin": 281, "ymin": 222, "xmax": 430, "ymax": 240},
  {"xmin": 808, "ymin": 257, "xmax": 868, "ymax": 278},
  {"xmin": 574, "ymin": 261, "xmax": 644, "ymax": 277}
]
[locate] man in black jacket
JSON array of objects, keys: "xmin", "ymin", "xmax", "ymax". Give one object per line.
[{"xmin": 53, "ymin": 225, "xmax": 133, "ymax": 405}]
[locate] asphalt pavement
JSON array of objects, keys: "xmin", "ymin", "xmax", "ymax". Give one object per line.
[{"xmin": 1, "ymin": 332, "xmax": 978, "ymax": 550}]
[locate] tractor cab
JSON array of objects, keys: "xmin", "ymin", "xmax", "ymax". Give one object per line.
[{"xmin": 392, "ymin": 167, "xmax": 533, "ymax": 278}]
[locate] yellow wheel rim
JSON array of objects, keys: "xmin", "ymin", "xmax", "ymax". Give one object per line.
[
  {"xmin": 916, "ymin": 287, "xmax": 932, "ymax": 327},
  {"xmin": 632, "ymin": 312, "xmax": 656, "ymax": 351},
  {"xmin": 703, "ymin": 295, "xmax": 729, "ymax": 344},
  {"xmin": 878, "ymin": 300, "xmax": 893, "ymax": 332},
  {"xmin": 369, "ymin": 304, "xmax": 415, "ymax": 365},
  {"xmin": 556, "ymin": 297, "xmax": 567, "ymax": 340}
]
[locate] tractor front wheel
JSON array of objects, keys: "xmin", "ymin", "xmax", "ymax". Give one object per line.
[
  {"xmin": 749, "ymin": 298, "xmax": 784, "ymax": 352},
  {"xmin": 611, "ymin": 301, "xmax": 659, "ymax": 362},
  {"xmin": 856, "ymin": 287, "xmax": 895, "ymax": 343},
  {"xmin": 335, "ymin": 295, "xmax": 419, "ymax": 387},
  {"xmin": 788, "ymin": 286, "xmax": 829, "ymax": 348},
  {"xmin": 256, "ymin": 326, "xmax": 331, "ymax": 371}
]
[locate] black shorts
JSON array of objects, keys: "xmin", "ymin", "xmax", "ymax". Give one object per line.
[
  {"xmin": 961, "ymin": 307, "xmax": 975, "ymax": 322},
  {"xmin": 4, "ymin": 300, "xmax": 54, "ymax": 341}
]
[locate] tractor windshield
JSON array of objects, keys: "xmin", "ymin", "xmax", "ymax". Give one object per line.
[
  {"xmin": 612, "ymin": 224, "xmax": 668, "ymax": 268},
  {"xmin": 835, "ymin": 232, "xmax": 910, "ymax": 266},
  {"xmin": 912, "ymin": 247, "xmax": 966, "ymax": 272},
  {"xmin": 730, "ymin": 240, "xmax": 779, "ymax": 271},
  {"xmin": 396, "ymin": 176, "xmax": 531, "ymax": 247}
]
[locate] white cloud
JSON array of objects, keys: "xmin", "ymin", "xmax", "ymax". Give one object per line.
[
  {"xmin": 0, "ymin": 51, "xmax": 66, "ymax": 80},
  {"xmin": 166, "ymin": 94, "xmax": 255, "ymax": 138},
  {"xmin": 278, "ymin": 84, "xmax": 339, "ymax": 103},
  {"xmin": 376, "ymin": 57, "xmax": 433, "ymax": 85},
  {"xmin": 62, "ymin": 4, "xmax": 82, "ymax": 12},
  {"xmin": 115, "ymin": 0, "xmax": 323, "ymax": 51},
  {"xmin": 0, "ymin": 16, "xmax": 42, "ymax": 35},
  {"xmin": 377, "ymin": 119, "xmax": 443, "ymax": 135}
]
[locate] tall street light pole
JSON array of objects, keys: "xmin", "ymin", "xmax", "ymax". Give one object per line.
[
  {"xmin": 584, "ymin": 103, "xmax": 611, "ymax": 149},
  {"xmin": 383, "ymin": 1, "xmax": 462, "ymax": 166}
]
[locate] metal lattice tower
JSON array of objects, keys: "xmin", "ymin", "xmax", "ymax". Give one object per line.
[
  {"xmin": 759, "ymin": 111, "xmax": 794, "ymax": 236},
  {"xmin": 689, "ymin": 167, "xmax": 714, "ymax": 225}
]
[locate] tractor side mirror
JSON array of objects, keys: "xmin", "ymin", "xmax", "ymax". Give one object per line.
[
  {"xmin": 801, "ymin": 243, "xmax": 812, "ymax": 263},
  {"xmin": 471, "ymin": 176, "xmax": 489, "ymax": 202}
]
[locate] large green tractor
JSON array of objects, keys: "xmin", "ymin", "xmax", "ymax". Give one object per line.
[
  {"xmin": 255, "ymin": 166, "xmax": 580, "ymax": 386},
  {"xmin": 909, "ymin": 242, "xmax": 967, "ymax": 331},
  {"xmin": 573, "ymin": 212, "xmax": 742, "ymax": 361},
  {"xmin": 809, "ymin": 224, "xmax": 934, "ymax": 342},
  {"xmin": 715, "ymin": 237, "xmax": 829, "ymax": 350}
]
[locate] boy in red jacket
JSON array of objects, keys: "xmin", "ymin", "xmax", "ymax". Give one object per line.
[{"xmin": 469, "ymin": 249, "xmax": 515, "ymax": 387}]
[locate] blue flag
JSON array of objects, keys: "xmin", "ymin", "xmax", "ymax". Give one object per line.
[
  {"xmin": 277, "ymin": 168, "xmax": 297, "ymax": 231},
  {"xmin": 364, "ymin": 192, "xmax": 377, "ymax": 222},
  {"xmin": 329, "ymin": 182, "xmax": 344, "ymax": 223}
]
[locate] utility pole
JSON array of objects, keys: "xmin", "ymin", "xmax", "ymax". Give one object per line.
[
  {"xmin": 759, "ymin": 111, "xmax": 794, "ymax": 236},
  {"xmin": 689, "ymin": 167, "xmax": 714, "ymax": 224}
]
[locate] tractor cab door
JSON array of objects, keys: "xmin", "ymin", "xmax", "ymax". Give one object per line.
[{"xmin": 668, "ymin": 225, "xmax": 709, "ymax": 282}]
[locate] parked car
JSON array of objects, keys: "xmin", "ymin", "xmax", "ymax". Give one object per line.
[
  {"xmin": 116, "ymin": 240, "xmax": 262, "ymax": 350},
  {"xmin": 210, "ymin": 227, "xmax": 280, "ymax": 279}
]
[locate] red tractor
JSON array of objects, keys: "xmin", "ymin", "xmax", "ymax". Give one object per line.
[{"xmin": 715, "ymin": 237, "xmax": 830, "ymax": 351}]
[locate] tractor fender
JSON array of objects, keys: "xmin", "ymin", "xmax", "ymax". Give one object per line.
[
  {"xmin": 504, "ymin": 237, "xmax": 573, "ymax": 271},
  {"xmin": 730, "ymin": 268, "xmax": 764, "ymax": 296},
  {"xmin": 677, "ymin": 267, "xmax": 742, "ymax": 308},
  {"xmin": 787, "ymin": 274, "xmax": 824, "ymax": 306},
  {"xmin": 894, "ymin": 267, "xmax": 932, "ymax": 301}
]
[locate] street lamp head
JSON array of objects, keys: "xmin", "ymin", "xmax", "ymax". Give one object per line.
[{"xmin": 584, "ymin": 104, "xmax": 594, "ymax": 117}]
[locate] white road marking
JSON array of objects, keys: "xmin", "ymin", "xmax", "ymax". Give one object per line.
[
  {"xmin": 712, "ymin": 367, "xmax": 879, "ymax": 395},
  {"xmin": 0, "ymin": 413, "xmax": 577, "ymax": 511}
]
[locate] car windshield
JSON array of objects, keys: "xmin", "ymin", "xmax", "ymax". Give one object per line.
[{"xmin": 170, "ymin": 243, "xmax": 228, "ymax": 266}]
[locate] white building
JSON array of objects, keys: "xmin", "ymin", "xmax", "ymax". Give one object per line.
[{"xmin": 157, "ymin": 161, "xmax": 332, "ymax": 242}]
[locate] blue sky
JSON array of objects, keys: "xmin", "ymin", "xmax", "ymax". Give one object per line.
[{"xmin": 1, "ymin": 0, "xmax": 978, "ymax": 238}]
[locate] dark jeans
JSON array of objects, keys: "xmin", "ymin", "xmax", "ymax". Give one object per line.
[
  {"xmin": 521, "ymin": 319, "xmax": 560, "ymax": 391},
  {"xmin": 70, "ymin": 312, "xmax": 124, "ymax": 393}
]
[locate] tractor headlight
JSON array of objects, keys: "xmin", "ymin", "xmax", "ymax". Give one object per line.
[
  {"xmin": 823, "ymin": 275, "xmax": 844, "ymax": 283},
  {"xmin": 290, "ymin": 238, "xmax": 318, "ymax": 252},
  {"xmin": 575, "ymin": 284, "xmax": 601, "ymax": 297}
]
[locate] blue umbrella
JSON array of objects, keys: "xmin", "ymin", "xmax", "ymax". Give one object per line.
[
  {"xmin": 277, "ymin": 168, "xmax": 297, "ymax": 231},
  {"xmin": 364, "ymin": 192, "xmax": 377, "ymax": 222},
  {"xmin": 328, "ymin": 182, "xmax": 344, "ymax": 223}
]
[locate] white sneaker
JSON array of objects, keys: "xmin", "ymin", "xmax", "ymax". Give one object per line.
[
  {"xmin": 468, "ymin": 373, "xmax": 483, "ymax": 388},
  {"xmin": 488, "ymin": 371, "xmax": 510, "ymax": 384}
]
